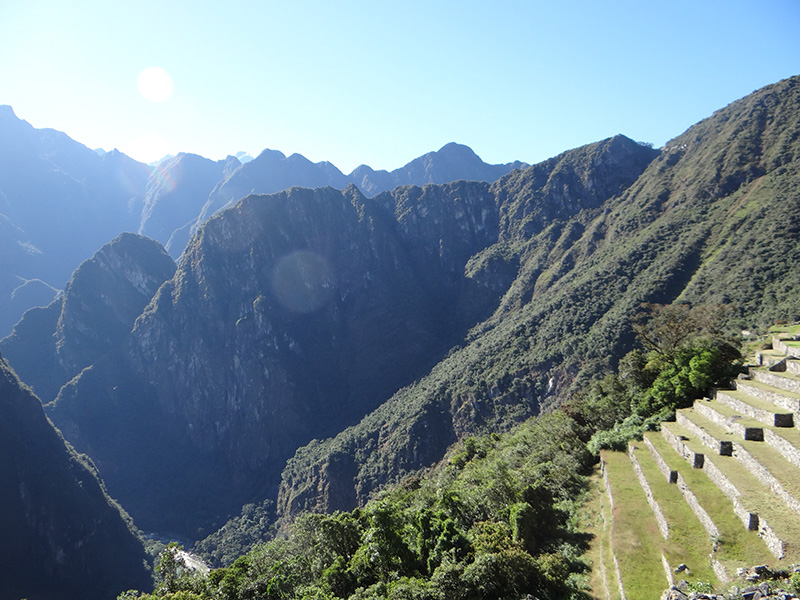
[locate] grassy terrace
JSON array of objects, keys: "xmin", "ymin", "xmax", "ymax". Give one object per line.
[
  {"xmin": 678, "ymin": 404, "xmax": 747, "ymax": 447},
  {"xmin": 628, "ymin": 441, "xmax": 717, "ymax": 583},
  {"xmin": 737, "ymin": 436, "xmax": 800, "ymax": 511},
  {"xmin": 601, "ymin": 450, "xmax": 669, "ymax": 598},
  {"xmin": 769, "ymin": 324, "xmax": 800, "ymax": 335},
  {"xmin": 717, "ymin": 388, "xmax": 794, "ymax": 419},
  {"xmin": 766, "ymin": 425, "xmax": 800, "ymax": 453},
  {"xmin": 582, "ymin": 467, "xmax": 615, "ymax": 600},
  {"xmin": 756, "ymin": 369, "xmax": 800, "ymax": 388},
  {"xmin": 645, "ymin": 431, "xmax": 774, "ymax": 571},
  {"xmin": 736, "ymin": 378, "xmax": 800, "ymax": 410},
  {"xmin": 662, "ymin": 421, "xmax": 800, "ymax": 563},
  {"xmin": 687, "ymin": 401, "xmax": 765, "ymax": 436}
]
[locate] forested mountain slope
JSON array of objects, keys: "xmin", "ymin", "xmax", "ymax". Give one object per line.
[
  {"xmin": 9, "ymin": 135, "xmax": 655, "ymax": 541},
  {"xmin": 276, "ymin": 75, "xmax": 800, "ymax": 521},
  {"xmin": 0, "ymin": 354, "xmax": 151, "ymax": 600},
  {"xmin": 3, "ymin": 76, "xmax": 798, "ymax": 556}
]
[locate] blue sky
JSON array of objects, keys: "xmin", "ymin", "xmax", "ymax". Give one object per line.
[{"xmin": 2, "ymin": 1, "xmax": 799, "ymax": 172}]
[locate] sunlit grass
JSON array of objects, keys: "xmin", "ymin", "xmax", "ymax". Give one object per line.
[
  {"xmin": 629, "ymin": 441, "xmax": 717, "ymax": 583},
  {"xmin": 645, "ymin": 431, "xmax": 775, "ymax": 571},
  {"xmin": 662, "ymin": 423, "xmax": 800, "ymax": 563},
  {"xmin": 581, "ymin": 467, "xmax": 615, "ymax": 599},
  {"xmin": 769, "ymin": 323, "xmax": 800, "ymax": 335},
  {"xmin": 602, "ymin": 450, "xmax": 669, "ymax": 598}
]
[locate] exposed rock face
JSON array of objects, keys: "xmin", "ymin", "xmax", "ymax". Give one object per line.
[
  {"xmin": 0, "ymin": 354, "xmax": 151, "ymax": 600},
  {"xmin": 171, "ymin": 143, "xmax": 528, "ymax": 258},
  {"xmin": 18, "ymin": 134, "xmax": 657, "ymax": 539},
  {"xmin": 139, "ymin": 152, "xmax": 240, "ymax": 257},
  {"xmin": 46, "ymin": 183, "xmax": 503, "ymax": 536},
  {"xmin": 0, "ymin": 233, "xmax": 176, "ymax": 403}
]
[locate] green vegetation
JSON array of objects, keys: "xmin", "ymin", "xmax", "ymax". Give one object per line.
[
  {"xmin": 279, "ymin": 77, "xmax": 800, "ymax": 527},
  {"xmin": 576, "ymin": 303, "xmax": 743, "ymax": 453},
  {"xmin": 122, "ymin": 302, "xmax": 748, "ymax": 600},
  {"xmin": 770, "ymin": 323, "xmax": 800, "ymax": 335},
  {"xmin": 125, "ymin": 411, "xmax": 596, "ymax": 600},
  {"xmin": 629, "ymin": 443, "xmax": 717, "ymax": 582},
  {"xmin": 600, "ymin": 450, "xmax": 668, "ymax": 598}
]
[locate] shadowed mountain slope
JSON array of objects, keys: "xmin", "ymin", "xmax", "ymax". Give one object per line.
[
  {"xmin": 0, "ymin": 233, "xmax": 176, "ymax": 404},
  {"xmin": 0, "ymin": 106, "xmax": 153, "ymax": 335},
  {"xmin": 26, "ymin": 135, "xmax": 654, "ymax": 540},
  {"xmin": 140, "ymin": 152, "xmax": 240, "ymax": 255},
  {"xmin": 167, "ymin": 143, "xmax": 527, "ymax": 256},
  {"xmin": 275, "ymin": 76, "xmax": 800, "ymax": 521},
  {"xmin": 0, "ymin": 104, "xmax": 529, "ymax": 335},
  {"xmin": 0, "ymin": 354, "xmax": 151, "ymax": 600}
]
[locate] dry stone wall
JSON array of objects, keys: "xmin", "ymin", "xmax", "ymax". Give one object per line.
[
  {"xmin": 603, "ymin": 339, "xmax": 800, "ymax": 593},
  {"xmin": 628, "ymin": 445, "xmax": 670, "ymax": 539}
]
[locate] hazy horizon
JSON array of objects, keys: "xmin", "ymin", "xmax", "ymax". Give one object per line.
[{"xmin": 2, "ymin": 1, "xmax": 799, "ymax": 173}]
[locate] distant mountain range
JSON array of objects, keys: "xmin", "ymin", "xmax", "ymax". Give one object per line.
[
  {"xmin": 1, "ymin": 75, "xmax": 798, "ymax": 596},
  {"xmin": 0, "ymin": 104, "xmax": 527, "ymax": 336}
]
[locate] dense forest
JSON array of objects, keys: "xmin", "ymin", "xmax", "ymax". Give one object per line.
[
  {"xmin": 0, "ymin": 75, "xmax": 798, "ymax": 599},
  {"xmin": 123, "ymin": 304, "xmax": 746, "ymax": 599}
]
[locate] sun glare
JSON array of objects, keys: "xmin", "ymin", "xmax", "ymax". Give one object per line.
[
  {"xmin": 124, "ymin": 133, "xmax": 174, "ymax": 164},
  {"xmin": 137, "ymin": 66, "xmax": 174, "ymax": 103}
]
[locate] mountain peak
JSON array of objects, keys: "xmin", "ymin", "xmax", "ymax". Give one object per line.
[
  {"xmin": 0, "ymin": 104, "xmax": 18, "ymax": 119},
  {"xmin": 436, "ymin": 141, "xmax": 480, "ymax": 157}
]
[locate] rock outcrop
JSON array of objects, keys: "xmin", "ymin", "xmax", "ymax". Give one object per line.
[{"xmin": 0, "ymin": 233, "xmax": 176, "ymax": 403}]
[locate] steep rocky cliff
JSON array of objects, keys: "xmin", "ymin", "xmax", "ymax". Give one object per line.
[
  {"xmin": 139, "ymin": 152, "xmax": 240, "ymax": 256},
  {"xmin": 0, "ymin": 354, "xmax": 151, "ymax": 600},
  {"xmin": 274, "ymin": 76, "xmax": 800, "ymax": 522},
  {"xmin": 35, "ymin": 135, "xmax": 655, "ymax": 540},
  {"xmin": 45, "ymin": 182, "xmax": 502, "ymax": 536},
  {"xmin": 0, "ymin": 233, "xmax": 176, "ymax": 403},
  {"xmin": 169, "ymin": 143, "xmax": 526, "ymax": 256}
]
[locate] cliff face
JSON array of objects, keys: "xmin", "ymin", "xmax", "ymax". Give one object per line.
[
  {"xmin": 45, "ymin": 183, "xmax": 503, "ymax": 536},
  {"xmin": 33, "ymin": 134, "xmax": 657, "ymax": 539},
  {"xmin": 275, "ymin": 77, "xmax": 800, "ymax": 522},
  {"xmin": 0, "ymin": 233, "xmax": 176, "ymax": 404},
  {"xmin": 139, "ymin": 153, "xmax": 240, "ymax": 257},
  {"xmin": 0, "ymin": 354, "xmax": 151, "ymax": 600}
]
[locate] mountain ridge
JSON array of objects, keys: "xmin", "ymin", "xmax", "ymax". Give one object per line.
[
  {"xmin": 0, "ymin": 352, "xmax": 151, "ymax": 599},
  {"xmin": 1, "ymin": 76, "xmax": 798, "ymax": 556},
  {"xmin": 7, "ymin": 134, "xmax": 656, "ymax": 539},
  {"xmin": 0, "ymin": 103, "xmax": 529, "ymax": 333}
]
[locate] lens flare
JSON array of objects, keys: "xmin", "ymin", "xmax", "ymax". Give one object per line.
[
  {"xmin": 149, "ymin": 159, "xmax": 177, "ymax": 195},
  {"xmin": 271, "ymin": 251, "xmax": 336, "ymax": 314}
]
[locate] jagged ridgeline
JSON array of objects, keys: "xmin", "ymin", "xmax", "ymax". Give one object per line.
[
  {"xmin": 0, "ymin": 354, "xmax": 151, "ymax": 599},
  {"xmin": 0, "ymin": 102, "xmax": 525, "ymax": 339},
  {"xmin": 276, "ymin": 75, "xmax": 800, "ymax": 521},
  {"xmin": 3, "ymin": 134, "xmax": 657, "ymax": 541},
  {"xmin": 2, "ymin": 75, "xmax": 799, "ymax": 556}
]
